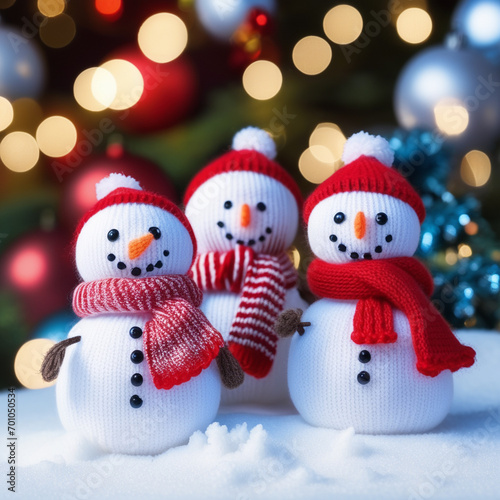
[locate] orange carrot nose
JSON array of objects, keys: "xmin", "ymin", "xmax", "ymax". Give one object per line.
[
  {"xmin": 240, "ymin": 203, "xmax": 251, "ymax": 228},
  {"xmin": 354, "ymin": 211, "xmax": 366, "ymax": 239},
  {"xmin": 128, "ymin": 233, "xmax": 154, "ymax": 260}
]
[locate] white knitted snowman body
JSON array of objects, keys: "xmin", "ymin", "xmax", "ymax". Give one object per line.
[
  {"xmin": 201, "ymin": 288, "xmax": 306, "ymax": 404},
  {"xmin": 289, "ymin": 301, "xmax": 453, "ymax": 433},
  {"xmin": 185, "ymin": 127, "xmax": 307, "ymax": 404},
  {"xmin": 55, "ymin": 175, "xmax": 221, "ymax": 454},
  {"xmin": 288, "ymin": 132, "xmax": 460, "ymax": 434}
]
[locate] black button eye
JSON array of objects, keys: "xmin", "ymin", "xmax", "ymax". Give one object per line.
[
  {"xmin": 334, "ymin": 212, "xmax": 345, "ymax": 224},
  {"xmin": 257, "ymin": 202, "xmax": 266, "ymax": 212},
  {"xmin": 224, "ymin": 201, "xmax": 233, "ymax": 209},
  {"xmin": 149, "ymin": 227, "xmax": 161, "ymax": 239},
  {"xmin": 107, "ymin": 229, "xmax": 119, "ymax": 241},
  {"xmin": 376, "ymin": 212, "xmax": 388, "ymax": 225}
]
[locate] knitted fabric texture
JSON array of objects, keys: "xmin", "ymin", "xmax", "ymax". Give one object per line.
[
  {"xmin": 303, "ymin": 155, "xmax": 425, "ymax": 224},
  {"xmin": 307, "ymin": 257, "xmax": 476, "ymax": 377},
  {"xmin": 191, "ymin": 245, "xmax": 297, "ymax": 378},
  {"xmin": 74, "ymin": 187, "xmax": 197, "ymax": 257},
  {"xmin": 183, "ymin": 149, "xmax": 303, "ymax": 210},
  {"xmin": 73, "ymin": 275, "xmax": 224, "ymax": 389}
]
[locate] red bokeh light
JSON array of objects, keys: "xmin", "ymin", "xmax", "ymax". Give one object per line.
[
  {"xmin": 9, "ymin": 247, "xmax": 47, "ymax": 289},
  {"xmin": 95, "ymin": 0, "xmax": 122, "ymax": 16}
]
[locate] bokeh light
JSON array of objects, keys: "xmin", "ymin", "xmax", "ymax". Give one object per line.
[
  {"xmin": 14, "ymin": 339, "xmax": 56, "ymax": 390},
  {"xmin": 0, "ymin": 97, "xmax": 14, "ymax": 132},
  {"xmin": 397, "ymin": 8, "xmax": 433, "ymax": 44},
  {"xmin": 39, "ymin": 14, "xmax": 76, "ymax": 48},
  {"xmin": 323, "ymin": 5, "xmax": 363, "ymax": 45},
  {"xmin": 458, "ymin": 243, "xmax": 473, "ymax": 258},
  {"xmin": 95, "ymin": 0, "xmax": 122, "ymax": 16},
  {"xmin": 74, "ymin": 67, "xmax": 111, "ymax": 112},
  {"xmin": 299, "ymin": 147, "xmax": 339, "ymax": 184},
  {"xmin": 38, "ymin": 0, "xmax": 65, "ymax": 17},
  {"xmin": 445, "ymin": 248, "xmax": 458, "ymax": 266},
  {"xmin": 91, "ymin": 67, "xmax": 117, "ymax": 109},
  {"xmin": 36, "ymin": 116, "xmax": 77, "ymax": 157},
  {"xmin": 289, "ymin": 247, "xmax": 301, "ymax": 269},
  {"xmin": 0, "ymin": 0, "xmax": 16, "ymax": 7},
  {"xmin": 292, "ymin": 36, "xmax": 332, "ymax": 75},
  {"xmin": 460, "ymin": 150, "xmax": 491, "ymax": 187},
  {"xmin": 461, "ymin": 1, "xmax": 500, "ymax": 46},
  {"xmin": 434, "ymin": 100, "xmax": 469, "ymax": 136},
  {"xmin": 242, "ymin": 60, "xmax": 282, "ymax": 100},
  {"xmin": 309, "ymin": 123, "xmax": 346, "ymax": 164},
  {"xmin": 0, "ymin": 131, "xmax": 40, "ymax": 172},
  {"xmin": 9, "ymin": 246, "xmax": 47, "ymax": 288},
  {"xmin": 98, "ymin": 59, "xmax": 144, "ymax": 110},
  {"xmin": 138, "ymin": 13, "xmax": 188, "ymax": 63}
]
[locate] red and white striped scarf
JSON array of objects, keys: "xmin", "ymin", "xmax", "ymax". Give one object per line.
[
  {"xmin": 191, "ymin": 246, "xmax": 297, "ymax": 378},
  {"xmin": 73, "ymin": 275, "xmax": 224, "ymax": 390}
]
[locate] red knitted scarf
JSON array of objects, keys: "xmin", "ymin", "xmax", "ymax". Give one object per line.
[
  {"xmin": 191, "ymin": 246, "xmax": 297, "ymax": 378},
  {"xmin": 307, "ymin": 257, "xmax": 475, "ymax": 377},
  {"xmin": 72, "ymin": 275, "xmax": 224, "ymax": 390}
]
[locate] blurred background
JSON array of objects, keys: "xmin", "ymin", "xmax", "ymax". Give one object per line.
[{"xmin": 1, "ymin": 0, "xmax": 499, "ymax": 389}]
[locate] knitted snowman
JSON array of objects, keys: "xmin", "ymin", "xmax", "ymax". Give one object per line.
[
  {"xmin": 41, "ymin": 174, "xmax": 243, "ymax": 455},
  {"xmin": 283, "ymin": 132, "xmax": 476, "ymax": 434},
  {"xmin": 184, "ymin": 127, "xmax": 308, "ymax": 404}
]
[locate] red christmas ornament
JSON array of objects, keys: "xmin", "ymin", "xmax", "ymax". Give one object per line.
[
  {"xmin": 246, "ymin": 8, "xmax": 274, "ymax": 36},
  {"xmin": 60, "ymin": 144, "xmax": 178, "ymax": 230},
  {"xmin": 0, "ymin": 230, "xmax": 77, "ymax": 327},
  {"xmin": 229, "ymin": 8, "xmax": 277, "ymax": 71},
  {"xmin": 108, "ymin": 46, "xmax": 199, "ymax": 134}
]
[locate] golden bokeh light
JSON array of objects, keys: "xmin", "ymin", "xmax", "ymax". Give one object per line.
[
  {"xmin": 74, "ymin": 67, "xmax": 112, "ymax": 112},
  {"xmin": 292, "ymin": 36, "xmax": 332, "ymax": 75},
  {"xmin": 91, "ymin": 67, "xmax": 117, "ymax": 109},
  {"xmin": 289, "ymin": 247, "xmax": 301, "ymax": 269},
  {"xmin": 36, "ymin": 116, "xmax": 77, "ymax": 157},
  {"xmin": 14, "ymin": 339, "xmax": 56, "ymax": 389},
  {"xmin": 460, "ymin": 150, "xmax": 491, "ymax": 187},
  {"xmin": 434, "ymin": 101, "xmax": 469, "ymax": 136},
  {"xmin": 138, "ymin": 13, "xmax": 188, "ymax": 63},
  {"xmin": 299, "ymin": 147, "xmax": 339, "ymax": 184},
  {"xmin": 242, "ymin": 60, "xmax": 282, "ymax": 100},
  {"xmin": 458, "ymin": 243, "xmax": 473, "ymax": 258},
  {"xmin": 38, "ymin": 0, "xmax": 65, "ymax": 17},
  {"xmin": 445, "ymin": 248, "xmax": 458, "ymax": 266},
  {"xmin": 0, "ymin": 131, "xmax": 40, "ymax": 173},
  {"xmin": 39, "ymin": 13, "xmax": 76, "ymax": 48},
  {"xmin": 396, "ymin": 8, "xmax": 432, "ymax": 44},
  {"xmin": 323, "ymin": 5, "xmax": 363, "ymax": 45},
  {"xmin": 98, "ymin": 59, "xmax": 144, "ymax": 110},
  {"xmin": 0, "ymin": 97, "xmax": 14, "ymax": 132},
  {"xmin": 309, "ymin": 123, "xmax": 346, "ymax": 165}
]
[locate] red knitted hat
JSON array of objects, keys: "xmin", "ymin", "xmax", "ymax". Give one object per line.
[
  {"xmin": 303, "ymin": 132, "xmax": 425, "ymax": 224},
  {"xmin": 184, "ymin": 127, "xmax": 303, "ymax": 209},
  {"xmin": 75, "ymin": 173, "xmax": 197, "ymax": 257}
]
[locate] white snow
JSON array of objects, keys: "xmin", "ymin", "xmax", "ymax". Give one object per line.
[{"xmin": 3, "ymin": 330, "xmax": 499, "ymax": 500}]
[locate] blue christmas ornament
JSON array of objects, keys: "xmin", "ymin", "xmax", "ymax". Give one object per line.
[
  {"xmin": 0, "ymin": 22, "xmax": 46, "ymax": 99},
  {"xmin": 394, "ymin": 42, "xmax": 500, "ymax": 152},
  {"xmin": 452, "ymin": 0, "xmax": 500, "ymax": 63},
  {"xmin": 32, "ymin": 310, "xmax": 78, "ymax": 343}
]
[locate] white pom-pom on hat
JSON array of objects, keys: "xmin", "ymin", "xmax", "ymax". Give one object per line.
[
  {"xmin": 232, "ymin": 126, "xmax": 277, "ymax": 160},
  {"xmin": 95, "ymin": 173, "xmax": 143, "ymax": 201},
  {"xmin": 341, "ymin": 131, "xmax": 394, "ymax": 167}
]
